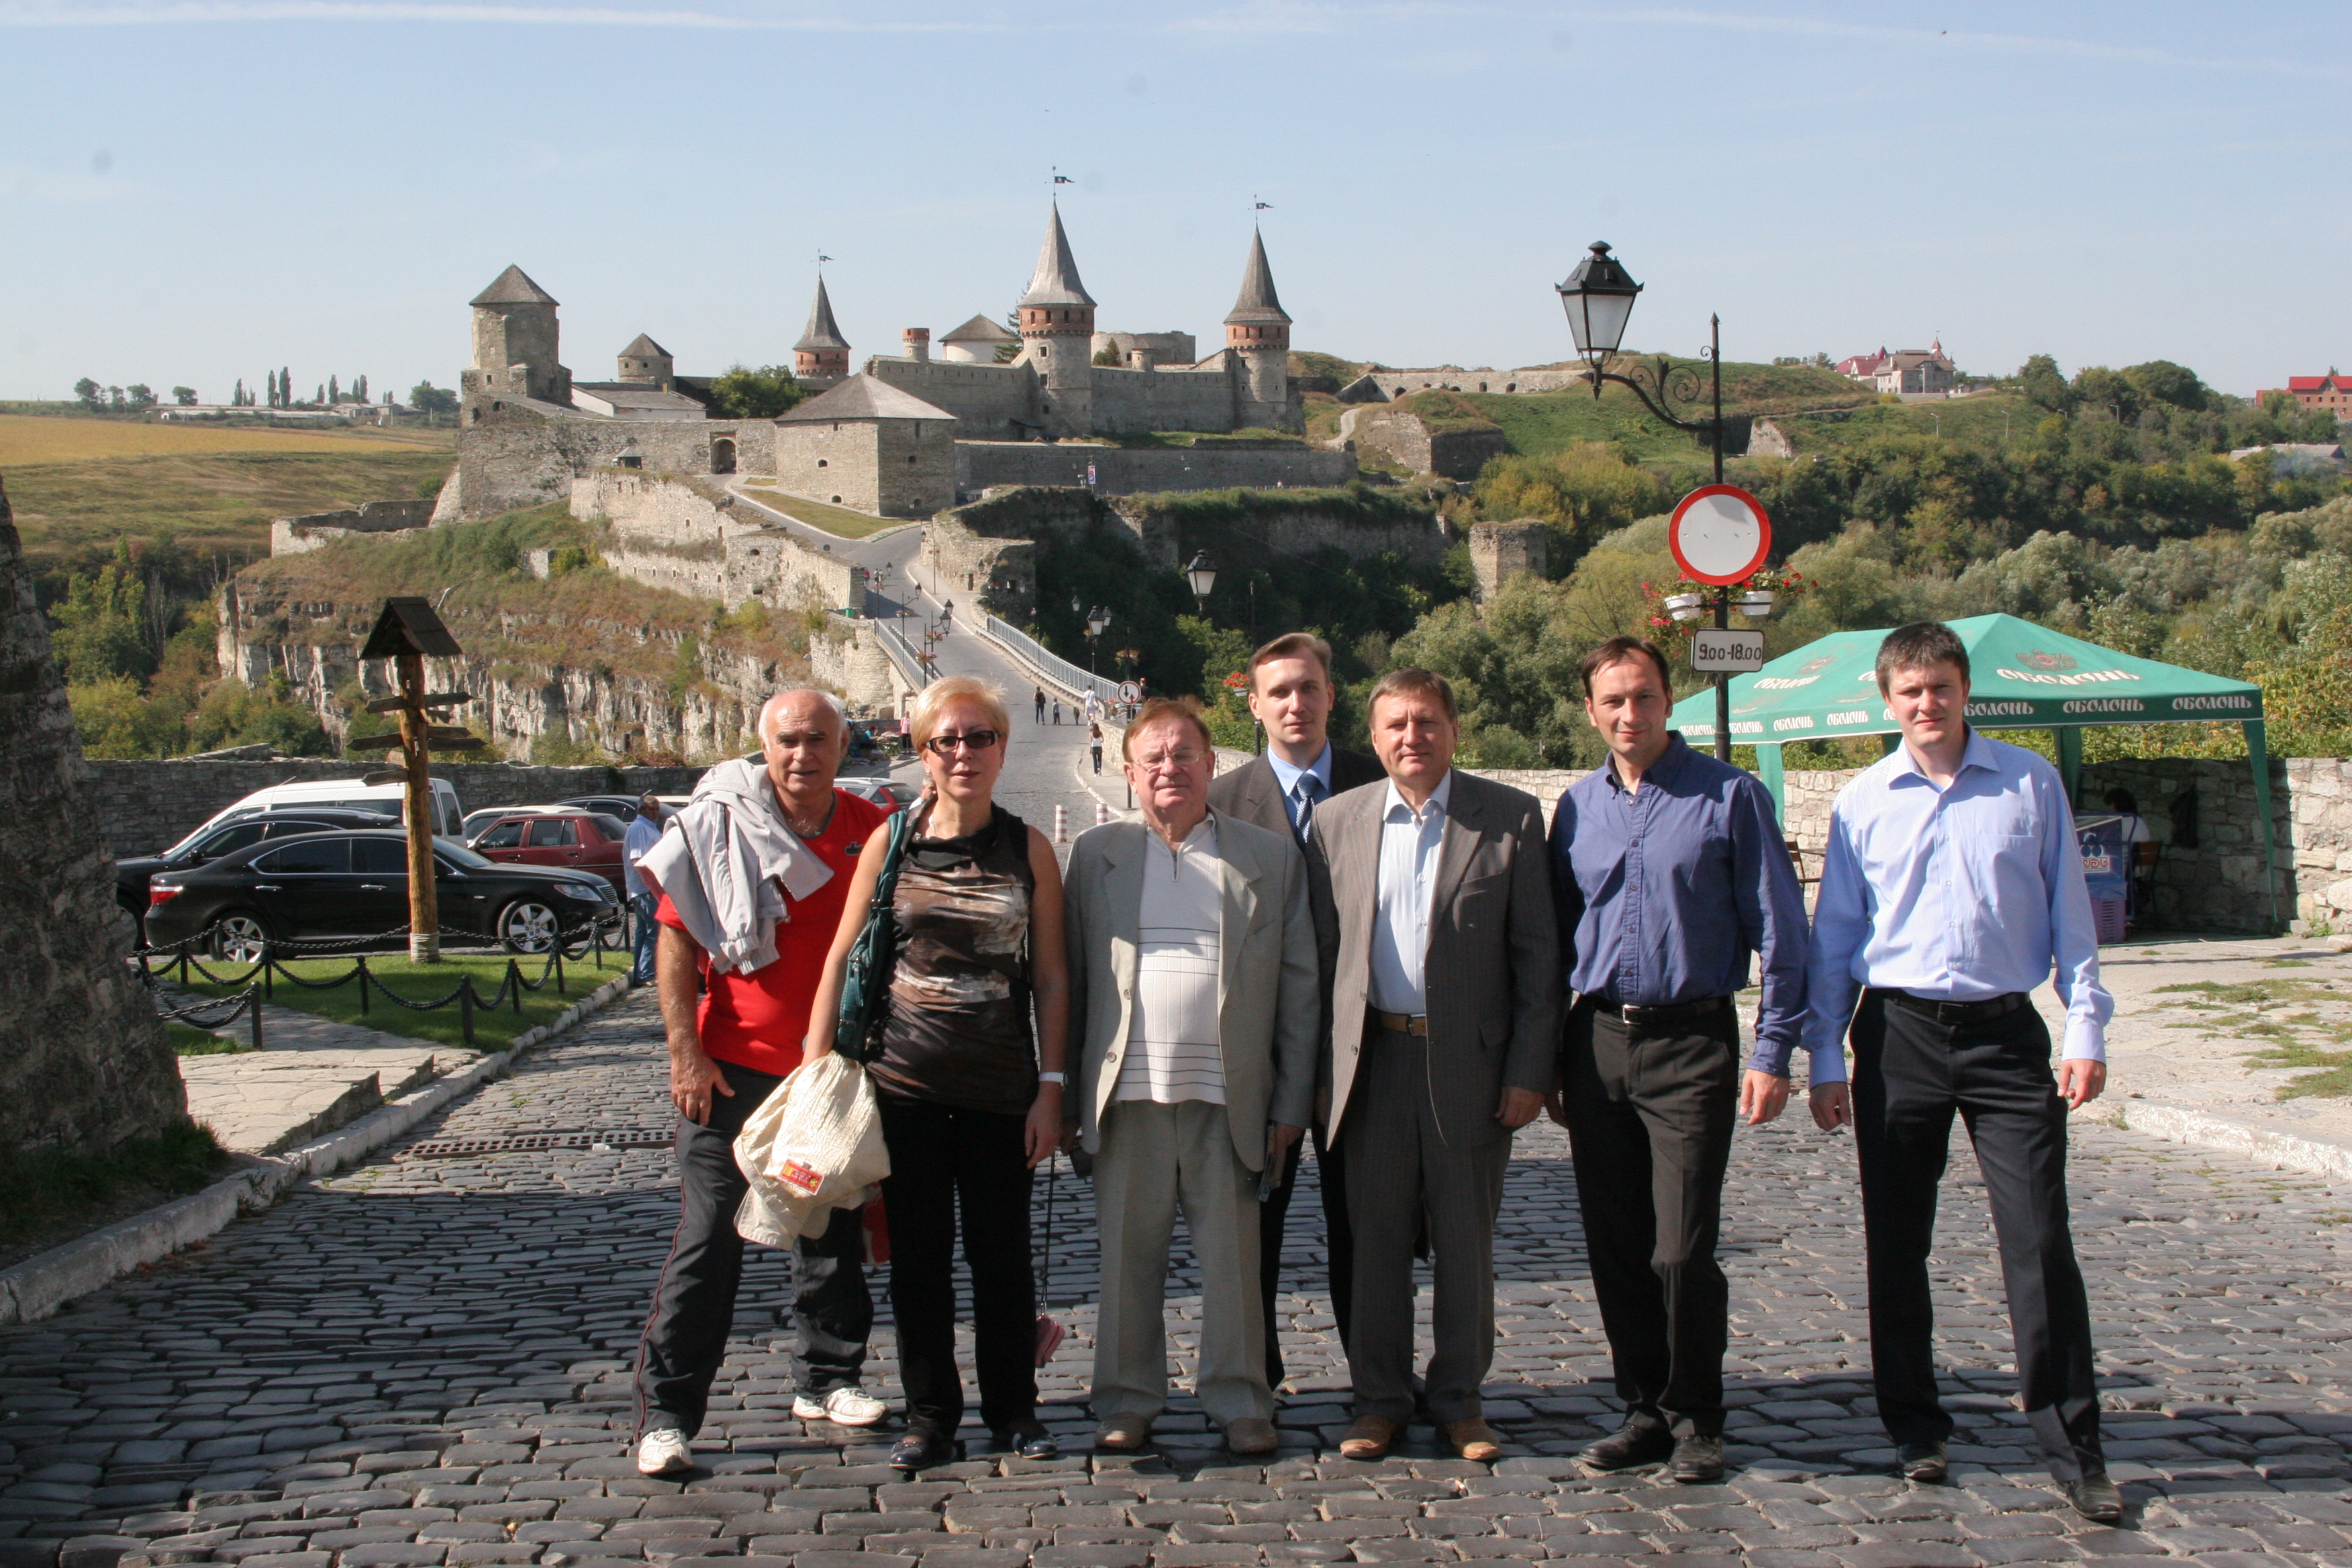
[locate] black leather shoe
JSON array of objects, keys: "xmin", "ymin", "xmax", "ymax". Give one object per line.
[
  {"xmin": 887, "ymin": 1429, "xmax": 960, "ymax": 1473},
  {"xmin": 1579, "ymin": 1419, "xmax": 1675, "ymax": 1472},
  {"xmin": 2063, "ymin": 1471, "xmax": 2124, "ymax": 1524},
  {"xmin": 1900, "ymin": 1440, "xmax": 1949, "ymax": 1483},
  {"xmin": 1669, "ymin": 1432, "xmax": 1724, "ymax": 1483},
  {"xmin": 991, "ymin": 1424, "xmax": 1058, "ymax": 1461}
]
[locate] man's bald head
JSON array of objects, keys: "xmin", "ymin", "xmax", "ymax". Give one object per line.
[
  {"xmin": 756, "ymin": 689, "xmax": 848, "ymax": 821},
  {"xmin": 759, "ymin": 689, "xmax": 846, "ymax": 743}
]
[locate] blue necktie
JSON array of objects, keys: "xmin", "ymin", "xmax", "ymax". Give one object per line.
[{"xmin": 1292, "ymin": 774, "xmax": 1324, "ymax": 842}]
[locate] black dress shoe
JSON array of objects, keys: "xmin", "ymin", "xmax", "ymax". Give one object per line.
[
  {"xmin": 991, "ymin": 1424, "xmax": 1058, "ymax": 1461},
  {"xmin": 887, "ymin": 1429, "xmax": 960, "ymax": 1473},
  {"xmin": 1900, "ymin": 1440, "xmax": 1949, "ymax": 1483},
  {"xmin": 2063, "ymin": 1471, "xmax": 2124, "ymax": 1524},
  {"xmin": 1669, "ymin": 1432, "xmax": 1724, "ymax": 1483},
  {"xmin": 1579, "ymin": 1420, "xmax": 1675, "ymax": 1472}
]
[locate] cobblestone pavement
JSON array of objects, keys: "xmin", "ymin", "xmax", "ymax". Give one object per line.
[{"xmin": 9, "ymin": 993, "xmax": 2352, "ymax": 1567}]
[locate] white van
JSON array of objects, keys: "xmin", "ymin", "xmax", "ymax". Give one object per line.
[{"xmin": 187, "ymin": 777, "xmax": 465, "ymax": 841}]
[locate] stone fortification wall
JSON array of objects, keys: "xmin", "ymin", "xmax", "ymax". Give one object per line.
[
  {"xmin": 1469, "ymin": 520, "xmax": 1548, "ymax": 599},
  {"xmin": 569, "ymin": 471, "xmax": 864, "ymax": 614},
  {"xmin": 1086, "ymin": 364, "xmax": 1242, "ymax": 435},
  {"xmin": 1110, "ymin": 490, "xmax": 1449, "ymax": 574},
  {"xmin": 0, "ymin": 477, "xmax": 184, "ymax": 1155},
  {"xmin": 452, "ymin": 401, "xmax": 774, "ymax": 521},
  {"xmin": 1359, "ymin": 367, "xmax": 1585, "ymax": 399},
  {"xmin": 956, "ymin": 442, "xmax": 1357, "ymax": 498},
  {"xmin": 1340, "ymin": 406, "xmax": 1508, "ymax": 480},
  {"xmin": 867, "ymin": 358, "xmax": 1038, "ymax": 441},
  {"xmin": 271, "ymin": 499, "xmax": 437, "ymax": 556},
  {"xmin": 86, "ymin": 759, "xmax": 708, "ymax": 861},
  {"xmin": 808, "ymin": 618, "xmax": 916, "ymax": 718},
  {"xmin": 1092, "ymin": 330, "xmax": 1197, "ymax": 368},
  {"xmin": 772, "ymin": 418, "xmax": 954, "ymax": 518}
]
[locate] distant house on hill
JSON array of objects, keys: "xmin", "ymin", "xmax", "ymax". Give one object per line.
[
  {"xmin": 1835, "ymin": 339, "xmax": 1956, "ymax": 395},
  {"xmin": 2257, "ymin": 371, "xmax": 2352, "ymax": 418}
]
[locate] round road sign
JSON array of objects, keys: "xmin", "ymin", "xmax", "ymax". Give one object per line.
[
  {"xmin": 1118, "ymin": 680, "xmax": 1142, "ymax": 703},
  {"xmin": 1668, "ymin": 485, "xmax": 1772, "ymax": 585}
]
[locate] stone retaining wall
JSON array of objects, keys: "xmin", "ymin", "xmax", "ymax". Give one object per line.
[{"xmin": 954, "ymin": 441, "xmax": 1356, "ymax": 497}]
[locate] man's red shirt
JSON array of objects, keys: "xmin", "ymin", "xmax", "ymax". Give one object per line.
[{"xmin": 655, "ymin": 786, "xmax": 887, "ymax": 1078}]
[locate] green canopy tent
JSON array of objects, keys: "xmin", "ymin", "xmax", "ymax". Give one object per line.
[{"xmin": 1669, "ymin": 613, "xmax": 2276, "ymax": 926}]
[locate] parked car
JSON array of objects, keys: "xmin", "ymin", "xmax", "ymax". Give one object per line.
[
  {"xmin": 181, "ymin": 776, "xmax": 464, "ymax": 841},
  {"xmin": 117, "ymin": 809, "xmax": 401, "ymax": 934},
  {"xmin": 459, "ymin": 803, "xmax": 565, "ymax": 842},
  {"xmin": 465, "ymin": 811, "xmax": 631, "ymax": 892},
  {"xmin": 144, "ymin": 830, "xmax": 620, "ymax": 958},
  {"xmin": 555, "ymin": 794, "xmax": 650, "ymax": 823},
  {"xmin": 836, "ymin": 776, "xmax": 920, "ymax": 814}
]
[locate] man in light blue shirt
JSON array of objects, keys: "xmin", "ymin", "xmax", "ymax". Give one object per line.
[
  {"xmin": 1804, "ymin": 622, "xmax": 2120, "ymax": 1524},
  {"xmin": 624, "ymin": 794, "xmax": 667, "ymax": 986}
]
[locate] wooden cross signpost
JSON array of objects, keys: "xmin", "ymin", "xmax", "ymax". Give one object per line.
[{"xmin": 352, "ymin": 596, "xmax": 478, "ymax": 962}]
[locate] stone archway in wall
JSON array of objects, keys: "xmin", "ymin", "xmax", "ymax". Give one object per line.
[{"xmin": 711, "ymin": 438, "xmax": 736, "ymax": 475}]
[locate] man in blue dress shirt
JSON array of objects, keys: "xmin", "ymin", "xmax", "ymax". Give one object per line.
[
  {"xmin": 1804, "ymin": 621, "xmax": 2121, "ymax": 1523},
  {"xmin": 1549, "ymin": 636, "xmax": 1811, "ymax": 1483}
]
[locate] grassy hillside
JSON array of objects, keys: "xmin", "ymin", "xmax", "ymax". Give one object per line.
[
  {"xmin": 0, "ymin": 413, "xmax": 438, "ymax": 465},
  {"xmin": 1763, "ymin": 389, "xmax": 2037, "ymax": 452},
  {"xmin": 6, "ymin": 434, "xmax": 455, "ymax": 581}
]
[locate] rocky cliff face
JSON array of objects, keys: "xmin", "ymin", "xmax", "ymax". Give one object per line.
[{"xmin": 0, "ymin": 475, "xmax": 186, "ymax": 1157}]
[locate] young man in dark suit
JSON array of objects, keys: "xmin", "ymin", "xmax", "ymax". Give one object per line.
[{"xmin": 1205, "ymin": 632, "xmax": 1385, "ymax": 1391}]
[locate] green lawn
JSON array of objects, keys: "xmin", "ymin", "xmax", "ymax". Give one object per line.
[
  {"xmin": 168, "ymin": 1023, "xmax": 254, "ymax": 1055},
  {"xmin": 737, "ymin": 487, "xmax": 909, "ymax": 539},
  {"xmin": 180, "ymin": 948, "xmax": 624, "ymax": 1052},
  {"xmin": 0, "ymin": 1119, "xmax": 233, "ymax": 1266}
]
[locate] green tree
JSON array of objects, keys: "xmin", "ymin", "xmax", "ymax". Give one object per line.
[
  {"xmin": 2122, "ymin": 360, "xmax": 2208, "ymax": 411},
  {"xmin": 50, "ymin": 546, "xmax": 156, "ymax": 683},
  {"xmin": 703, "ymin": 364, "xmax": 806, "ymax": 419},
  {"xmin": 354, "ymin": 373, "xmax": 367, "ymax": 403},
  {"xmin": 171, "ymin": 386, "xmax": 197, "ymax": 405},
  {"xmin": 2017, "ymin": 354, "xmax": 2073, "ymax": 413},
  {"xmin": 408, "ymin": 381, "xmax": 458, "ymax": 417},
  {"xmin": 328, "ymin": 374, "xmax": 340, "ymax": 404},
  {"xmin": 124, "ymin": 383, "xmax": 155, "ymax": 411}
]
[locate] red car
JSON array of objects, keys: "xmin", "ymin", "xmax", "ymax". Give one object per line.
[{"xmin": 467, "ymin": 811, "xmax": 630, "ymax": 893}]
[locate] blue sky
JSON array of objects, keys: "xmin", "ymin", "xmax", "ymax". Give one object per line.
[{"xmin": 2, "ymin": 1, "xmax": 2345, "ymax": 405}]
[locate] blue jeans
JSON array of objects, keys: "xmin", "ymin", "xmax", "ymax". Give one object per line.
[{"xmin": 630, "ymin": 891, "xmax": 660, "ymax": 981}]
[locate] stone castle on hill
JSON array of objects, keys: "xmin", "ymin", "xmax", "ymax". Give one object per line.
[{"xmin": 438, "ymin": 201, "xmax": 1338, "ymax": 524}]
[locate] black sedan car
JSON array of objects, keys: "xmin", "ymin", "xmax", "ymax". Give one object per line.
[
  {"xmin": 116, "ymin": 809, "xmax": 405, "ymax": 932},
  {"xmin": 144, "ymin": 830, "xmax": 620, "ymax": 958}
]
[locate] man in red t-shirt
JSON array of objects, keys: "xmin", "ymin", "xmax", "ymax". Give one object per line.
[{"xmin": 633, "ymin": 689, "xmax": 891, "ymax": 1477}]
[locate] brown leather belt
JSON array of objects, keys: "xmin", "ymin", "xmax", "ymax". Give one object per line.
[
  {"xmin": 1871, "ymin": 988, "xmax": 2028, "ymax": 1026},
  {"xmin": 1585, "ymin": 994, "xmax": 1732, "ymax": 1028},
  {"xmin": 1369, "ymin": 1008, "xmax": 1428, "ymax": 1036}
]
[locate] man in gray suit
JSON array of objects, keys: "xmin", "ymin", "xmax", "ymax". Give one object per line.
[
  {"xmin": 1065, "ymin": 697, "xmax": 1320, "ymax": 1457},
  {"xmin": 1319, "ymin": 667, "xmax": 1563, "ymax": 1463},
  {"xmin": 1205, "ymin": 631, "xmax": 1387, "ymax": 1388}
]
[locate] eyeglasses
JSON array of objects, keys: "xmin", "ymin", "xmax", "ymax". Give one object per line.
[
  {"xmin": 922, "ymin": 729, "xmax": 1001, "ymax": 755},
  {"xmin": 1134, "ymin": 748, "xmax": 1204, "ymax": 772}
]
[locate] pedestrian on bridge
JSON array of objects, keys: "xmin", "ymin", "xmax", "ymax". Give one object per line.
[
  {"xmin": 806, "ymin": 676, "xmax": 1071, "ymax": 1473},
  {"xmin": 628, "ymin": 689, "xmax": 890, "ymax": 1478},
  {"xmin": 1089, "ymin": 720, "xmax": 1104, "ymax": 775},
  {"xmin": 1804, "ymin": 621, "xmax": 2122, "ymax": 1523},
  {"xmin": 1034, "ymin": 687, "xmax": 1046, "ymax": 724}
]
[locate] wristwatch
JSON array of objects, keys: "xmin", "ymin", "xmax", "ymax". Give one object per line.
[{"xmin": 1037, "ymin": 1071, "xmax": 1066, "ymax": 1085}]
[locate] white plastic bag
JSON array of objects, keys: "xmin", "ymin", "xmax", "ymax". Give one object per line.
[{"xmin": 732, "ymin": 1052, "xmax": 890, "ymax": 1248}]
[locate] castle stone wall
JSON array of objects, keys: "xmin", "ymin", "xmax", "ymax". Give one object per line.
[
  {"xmin": 0, "ymin": 477, "xmax": 185, "ymax": 1157},
  {"xmin": 955, "ymin": 442, "xmax": 1356, "ymax": 497},
  {"xmin": 272, "ymin": 499, "xmax": 437, "ymax": 556},
  {"xmin": 455, "ymin": 400, "xmax": 773, "ymax": 521},
  {"xmin": 867, "ymin": 358, "xmax": 1038, "ymax": 441},
  {"xmin": 1469, "ymin": 520, "xmax": 1549, "ymax": 599},
  {"xmin": 1364, "ymin": 367, "xmax": 1586, "ymax": 398},
  {"xmin": 1087, "ymin": 364, "xmax": 1242, "ymax": 435},
  {"xmin": 1340, "ymin": 406, "xmax": 1508, "ymax": 479},
  {"xmin": 570, "ymin": 471, "xmax": 863, "ymax": 614}
]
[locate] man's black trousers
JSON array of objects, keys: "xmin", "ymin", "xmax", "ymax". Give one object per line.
[
  {"xmin": 1257, "ymin": 1120, "xmax": 1353, "ymax": 1390},
  {"xmin": 634, "ymin": 1063, "xmax": 873, "ymax": 1437},
  {"xmin": 877, "ymin": 1094, "xmax": 1038, "ymax": 1438},
  {"xmin": 1850, "ymin": 990, "xmax": 2103, "ymax": 1481},
  {"xmin": 1562, "ymin": 997, "xmax": 1739, "ymax": 1438}
]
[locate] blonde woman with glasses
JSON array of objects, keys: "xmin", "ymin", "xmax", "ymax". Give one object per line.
[{"xmin": 806, "ymin": 677, "xmax": 1071, "ymax": 1471}]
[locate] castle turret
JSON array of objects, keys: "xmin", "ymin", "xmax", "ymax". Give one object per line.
[
  {"xmin": 794, "ymin": 277, "xmax": 850, "ymax": 387},
  {"xmin": 1224, "ymin": 230, "xmax": 1296, "ymax": 430},
  {"xmin": 616, "ymin": 332, "xmax": 674, "ymax": 389},
  {"xmin": 463, "ymin": 264, "xmax": 571, "ymax": 405},
  {"xmin": 1018, "ymin": 199, "xmax": 1097, "ymax": 436}
]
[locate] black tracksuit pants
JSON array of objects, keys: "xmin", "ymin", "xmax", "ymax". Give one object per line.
[
  {"xmin": 1562, "ymin": 998, "xmax": 1741, "ymax": 1439},
  {"xmin": 1851, "ymin": 990, "xmax": 2104, "ymax": 1481},
  {"xmin": 877, "ymin": 1093, "xmax": 1038, "ymax": 1437},
  {"xmin": 634, "ymin": 1063, "xmax": 873, "ymax": 1437}
]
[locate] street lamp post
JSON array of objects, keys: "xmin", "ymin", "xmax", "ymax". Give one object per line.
[
  {"xmin": 1184, "ymin": 552, "xmax": 1218, "ymax": 614},
  {"xmin": 1557, "ymin": 240, "xmax": 1757, "ymax": 761}
]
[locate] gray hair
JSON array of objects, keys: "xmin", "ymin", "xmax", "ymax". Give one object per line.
[{"xmin": 758, "ymin": 688, "xmax": 848, "ymax": 738}]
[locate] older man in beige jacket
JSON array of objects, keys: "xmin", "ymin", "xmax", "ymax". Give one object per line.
[{"xmin": 1065, "ymin": 697, "xmax": 1318, "ymax": 1457}]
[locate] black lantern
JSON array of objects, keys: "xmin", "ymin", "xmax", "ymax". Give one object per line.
[
  {"xmin": 1184, "ymin": 552, "xmax": 1218, "ymax": 609},
  {"xmin": 1555, "ymin": 241, "xmax": 1643, "ymax": 363}
]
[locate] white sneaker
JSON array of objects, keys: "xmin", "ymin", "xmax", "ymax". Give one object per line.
[
  {"xmin": 636, "ymin": 1427, "xmax": 691, "ymax": 1477},
  {"xmin": 793, "ymin": 1385, "xmax": 887, "ymax": 1426}
]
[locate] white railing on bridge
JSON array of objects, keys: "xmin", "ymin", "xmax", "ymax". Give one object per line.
[
  {"xmin": 982, "ymin": 615, "xmax": 1121, "ymax": 705},
  {"xmin": 872, "ymin": 621, "xmax": 928, "ymax": 689}
]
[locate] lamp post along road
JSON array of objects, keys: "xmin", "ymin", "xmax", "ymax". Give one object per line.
[
  {"xmin": 1557, "ymin": 241, "xmax": 1773, "ymax": 763},
  {"xmin": 351, "ymin": 596, "xmax": 480, "ymax": 962}
]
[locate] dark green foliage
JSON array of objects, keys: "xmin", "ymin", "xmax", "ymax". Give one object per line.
[
  {"xmin": 0, "ymin": 1118, "xmax": 230, "ymax": 1255},
  {"xmin": 408, "ymin": 381, "xmax": 458, "ymax": 416},
  {"xmin": 703, "ymin": 364, "xmax": 806, "ymax": 420}
]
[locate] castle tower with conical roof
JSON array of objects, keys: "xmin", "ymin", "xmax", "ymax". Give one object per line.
[
  {"xmin": 464, "ymin": 264, "xmax": 571, "ymax": 404},
  {"xmin": 616, "ymin": 333, "xmax": 674, "ymax": 389},
  {"xmin": 1019, "ymin": 199, "xmax": 1097, "ymax": 436},
  {"xmin": 795, "ymin": 277, "xmax": 851, "ymax": 389},
  {"xmin": 1224, "ymin": 230, "xmax": 1297, "ymax": 430}
]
